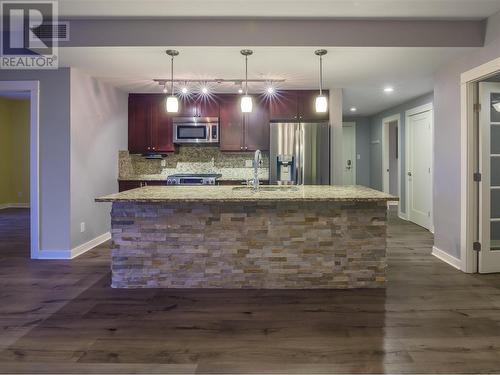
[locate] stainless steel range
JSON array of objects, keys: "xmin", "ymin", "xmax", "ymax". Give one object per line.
[{"xmin": 166, "ymin": 173, "xmax": 222, "ymax": 186}]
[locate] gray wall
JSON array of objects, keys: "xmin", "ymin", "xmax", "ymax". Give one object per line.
[
  {"xmin": 369, "ymin": 92, "xmax": 434, "ymax": 214},
  {"xmin": 342, "ymin": 116, "xmax": 370, "ymax": 187},
  {"xmin": 0, "ymin": 69, "xmax": 71, "ymax": 252},
  {"xmin": 70, "ymin": 69, "xmax": 128, "ymax": 248},
  {"xmin": 433, "ymin": 11, "xmax": 500, "ymax": 259}
]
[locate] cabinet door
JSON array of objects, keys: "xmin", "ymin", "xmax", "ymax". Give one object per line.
[
  {"xmin": 118, "ymin": 180, "xmax": 142, "ymax": 192},
  {"xmin": 219, "ymin": 94, "xmax": 244, "ymax": 151},
  {"xmin": 269, "ymin": 91, "xmax": 299, "ymax": 121},
  {"xmin": 298, "ymin": 90, "xmax": 329, "ymax": 121},
  {"xmin": 244, "ymin": 96, "xmax": 270, "ymax": 151},
  {"xmin": 152, "ymin": 95, "xmax": 175, "ymax": 152},
  {"xmin": 178, "ymin": 96, "xmax": 198, "ymax": 117},
  {"xmin": 128, "ymin": 95, "xmax": 151, "ymax": 153},
  {"xmin": 199, "ymin": 96, "xmax": 220, "ymax": 117}
]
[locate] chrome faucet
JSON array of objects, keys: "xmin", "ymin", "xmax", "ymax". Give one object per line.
[{"xmin": 251, "ymin": 149, "xmax": 262, "ymax": 191}]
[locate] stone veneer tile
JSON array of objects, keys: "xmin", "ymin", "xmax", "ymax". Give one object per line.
[{"xmin": 110, "ymin": 201, "xmax": 387, "ymax": 289}]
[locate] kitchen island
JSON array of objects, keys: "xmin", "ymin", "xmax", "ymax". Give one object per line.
[{"xmin": 96, "ymin": 185, "xmax": 397, "ymax": 289}]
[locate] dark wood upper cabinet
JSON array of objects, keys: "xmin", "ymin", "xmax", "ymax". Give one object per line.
[
  {"xmin": 129, "ymin": 91, "xmax": 327, "ymax": 154},
  {"xmin": 128, "ymin": 95, "xmax": 150, "ymax": 153},
  {"xmin": 298, "ymin": 90, "xmax": 329, "ymax": 121},
  {"xmin": 219, "ymin": 94, "xmax": 244, "ymax": 151},
  {"xmin": 269, "ymin": 91, "xmax": 299, "ymax": 121},
  {"xmin": 128, "ymin": 94, "xmax": 175, "ymax": 153},
  {"xmin": 178, "ymin": 96, "xmax": 220, "ymax": 117},
  {"xmin": 269, "ymin": 90, "xmax": 329, "ymax": 122},
  {"xmin": 244, "ymin": 96, "xmax": 270, "ymax": 151}
]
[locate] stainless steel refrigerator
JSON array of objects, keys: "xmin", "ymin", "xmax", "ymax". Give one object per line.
[{"xmin": 270, "ymin": 122, "xmax": 330, "ymax": 185}]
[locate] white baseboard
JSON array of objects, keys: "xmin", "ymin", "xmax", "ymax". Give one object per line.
[
  {"xmin": 71, "ymin": 232, "xmax": 111, "ymax": 258},
  {"xmin": 38, "ymin": 232, "xmax": 111, "ymax": 260},
  {"xmin": 432, "ymin": 246, "xmax": 462, "ymax": 270},
  {"xmin": 0, "ymin": 203, "xmax": 30, "ymax": 210}
]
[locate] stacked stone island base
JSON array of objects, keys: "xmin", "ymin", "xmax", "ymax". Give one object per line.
[
  {"xmin": 96, "ymin": 185, "xmax": 396, "ymax": 289},
  {"xmin": 109, "ymin": 200, "xmax": 387, "ymax": 289}
]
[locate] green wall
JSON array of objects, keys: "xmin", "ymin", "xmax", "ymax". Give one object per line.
[{"xmin": 0, "ymin": 97, "xmax": 30, "ymax": 205}]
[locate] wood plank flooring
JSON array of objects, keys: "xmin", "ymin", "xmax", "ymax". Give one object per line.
[{"xmin": 0, "ymin": 207, "xmax": 500, "ymax": 374}]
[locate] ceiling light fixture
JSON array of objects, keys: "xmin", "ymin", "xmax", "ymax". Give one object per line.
[
  {"xmin": 201, "ymin": 86, "xmax": 209, "ymax": 95},
  {"xmin": 181, "ymin": 84, "xmax": 188, "ymax": 94},
  {"xmin": 314, "ymin": 49, "xmax": 328, "ymax": 113},
  {"xmin": 162, "ymin": 84, "xmax": 168, "ymax": 94},
  {"xmin": 350, "ymin": 107, "xmax": 357, "ymax": 112},
  {"xmin": 384, "ymin": 86, "xmax": 394, "ymax": 93},
  {"xmin": 238, "ymin": 88, "xmax": 243, "ymax": 94},
  {"xmin": 494, "ymin": 102, "xmax": 500, "ymax": 113},
  {"xmin": 267, "ymin": 85, "xmax": 275, "ymax": 94},
  {"xmin": 240, "ymin": 49, "xmax": 253, "ymax": 113},
  {"xmin": 165, "ymin": 49, "xmax": 179, "ymax": 113}
]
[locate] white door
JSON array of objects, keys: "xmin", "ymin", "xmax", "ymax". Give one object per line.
[
  {"xmin": 407, "ymin": 109, "xmax": 433, "ymax": 230},
  {"xmin": 479, "ymin": 82, "xmax": 500, "ymax": 273},
  {"xmin": 342, "ymin": 122, "xmax": 356, "ymax": 185}
]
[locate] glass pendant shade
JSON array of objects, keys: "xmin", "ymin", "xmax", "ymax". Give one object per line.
[
  {"xmin": 166, "ymin": 95, "xmax": 179, "ymax": 113},
  {"xmin": 241, "ymin": 95, "xmax": 253, "ymax": 113},
  {"xmin": 494, "ymin": 102, "xmax": 500, "ymax": 113},
  {"xmin": 315, "ymin": 95, "xmax": 328, "ymax": 113}
]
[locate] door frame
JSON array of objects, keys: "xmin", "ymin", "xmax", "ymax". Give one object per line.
[
  {"xmin": 0, "ymin": 81, "xmax": 40, "ymax": 259},
  {"xmin": 461, "ymin": 56, "xmax": 500, "ymax": 273},
  {"xmin": 405, "ymin": 102, "xmax": 434, "ymax": 232},
  {"xmin": 342, "ymin": 122, "xmax": 357, "ymax": 185},
  {"xmin": 381, "ymin": 114, "xmax": 402, "ymax": 215}
]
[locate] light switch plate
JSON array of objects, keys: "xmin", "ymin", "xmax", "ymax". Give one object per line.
[
  {"xmin": 357, "ymin": 154, "xmax": 361, "ymax": 160},
  {"xmin": 80, "ymin": 222, "xmax": 86, "ymax": 233}
]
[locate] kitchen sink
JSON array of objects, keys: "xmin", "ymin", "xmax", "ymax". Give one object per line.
[{"xmin": 232, "ymin": 186, "xmax": 299, "ymax": 192}]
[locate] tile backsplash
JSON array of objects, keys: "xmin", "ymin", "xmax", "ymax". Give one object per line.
[{"xmin": 119, "ymin": 145, "xmax": 270, "ymax": 181}]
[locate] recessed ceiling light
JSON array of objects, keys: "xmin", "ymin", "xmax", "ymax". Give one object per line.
[
  {"xmin": 384, "ymin": 86, "xmax": 394, "ymax": 93},
  {"xmin": 350, "ymin": 107, "xmax": 357, "ymax": 112},
  {"xmin": 201, "ymin": 87, "xmax": 208, "ymax": 95},
  {"xmin": 181, "ymin": 86, "xmax": 188, "ymax": 94},
  {"xmin": 238, "ymin": 88, "xmax": 243, "ymax": 94},
  {"xmin": 267, "ymin": 87, "xmax": 275, "ymax": 94},
  {"xmin": 162, "ymin": 85, "xmax": 168, "ymax": 94}
]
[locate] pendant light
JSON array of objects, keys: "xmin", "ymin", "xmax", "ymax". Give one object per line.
[
  {"xmin": 240, "ymin": 49, "xmax": 253, "ymax": 113},
  {"xmin": 166, "ymin": 49, "xmax": 179, "ymax": 113},
  {"xmin": 314, "ymin": 49, "xmax": 328, "ymax": 113}
]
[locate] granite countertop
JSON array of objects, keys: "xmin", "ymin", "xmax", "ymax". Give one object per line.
[{"xmin": 96, "ymin": 185, "xmax": 398, "ymax": 203}]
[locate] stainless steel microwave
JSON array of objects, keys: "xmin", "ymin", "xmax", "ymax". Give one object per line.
[{"xmin": 173, "ymin": 117, "xmax": 219, "ymax": 144}]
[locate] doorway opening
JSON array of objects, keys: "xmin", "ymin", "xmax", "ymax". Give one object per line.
[
  {"xmin": 0, "ymin": 81, "xmax": 39, "ymax": 259},
  {"xmin": 382, "ymin": 114, "xmax": 401, "ymax": 213},
  {"xmin": 476, "ymin": 74, "xmax": 500, "ymax": 273},
  {"xmin": 0, "ymin": 91, "xmax": 31, "ymax": 257},
  {"xmin": 342, "ymin": 122, "xmax": 356, "ymax": 185},
  {"xmin": 461, "ymin": 57, "xmax": 500, "ymax": 273},
  {"xmin": 405, "ymin": 103, "xmax": 434, "ymax": 232}
]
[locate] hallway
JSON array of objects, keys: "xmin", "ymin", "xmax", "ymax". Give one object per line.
[{"xmin": 0, "ymin": 208, "xmax": 499, "ymax": 373}]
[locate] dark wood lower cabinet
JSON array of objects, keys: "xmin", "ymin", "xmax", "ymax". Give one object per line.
[{"xmin": 118, "ymin": 180, "xmax": 168, "ymax": 192}]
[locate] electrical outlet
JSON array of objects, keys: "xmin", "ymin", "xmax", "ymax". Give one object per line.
[
  {"xmin": 357, "ymin": 154, "xmax": 361, "ymax": 160},
  {"xmin": 160, "ymin": 159, "xmax": 166, "ymax": 167},
  {"xmin": 80, "ymin": 222, "xmax": 86, "ymax": 233},
  {"xmin": 245, "ymin": 160, "xmax": 253, "ymax": 168}
]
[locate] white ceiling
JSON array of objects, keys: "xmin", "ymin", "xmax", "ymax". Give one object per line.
[
  {"xmin": 58, "ymin": 0, "xmax": 500, "ymax": 19},
  {"xmin": 59, "ymin": 46, "xmax": 475, "ymax": 116}
]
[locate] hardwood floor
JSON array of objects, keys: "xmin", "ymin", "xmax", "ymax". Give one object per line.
[{"xmin": 0, "ymin": 207, "xmax": 500, "ymax": 373}]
